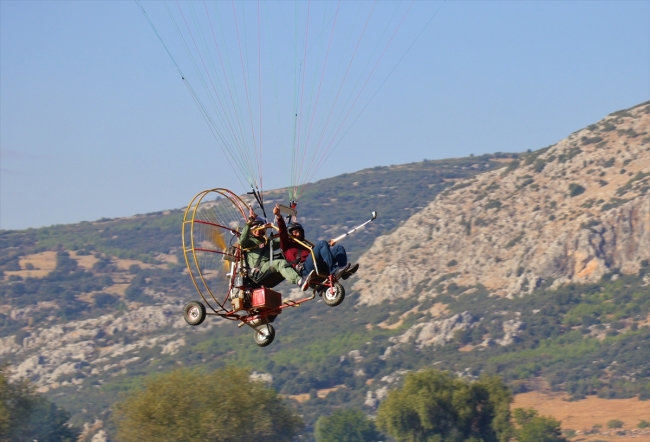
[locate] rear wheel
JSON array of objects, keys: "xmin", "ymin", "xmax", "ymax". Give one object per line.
[
  {"xmin": 253, "ymin": 324, "xmax": 275, "ymax": 347},
  {"xmin": 183, "ymin": 301, "xmax": 206, "ymax": 326},
  {"xmin": 323, "ymin": 282, "xmax": 345, "ymax": 307}
]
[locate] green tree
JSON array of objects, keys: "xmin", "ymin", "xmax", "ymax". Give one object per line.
[
  {"xmin": 0, "ymin": 365, "xmax": 79, "ymax": 442},
  {"xmin": 375, "ymin": 370, "xmax": 512, "ymax": 442},
  {"xmin": 0, "ymin": 368, "xmax": 33, "ymax": 441},
  {"xmin": 513, "ymin": 408, "xmax": 566, "ymax": 442},
  {"xmin": 25, "ymin": 396, "xmax": 79, "ymax": 442},
  {"xmin": 314, "ymin": 408, "xmax": 382, "ymax": 442},
  {"xmin": 113, "ymin": 366, "xmax": 303, "ymax": 442}
]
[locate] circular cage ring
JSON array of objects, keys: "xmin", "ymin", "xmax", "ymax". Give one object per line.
[{"xmin": 182, "ymin": 189, "xmax": 249, "ymax": 316}]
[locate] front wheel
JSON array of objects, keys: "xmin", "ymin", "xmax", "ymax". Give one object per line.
[
  {"xmin": 323, "ymin": 282, "xmax": 345, "ymax": 307},
  {"xmin": 183, "ymin": 301, "xmax": 206, "ymax": 326},
  {"xmin": 253, "ymin": 324, "xmax": 275, "ymax": 347}
]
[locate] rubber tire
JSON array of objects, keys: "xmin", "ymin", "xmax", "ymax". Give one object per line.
[
  {"xmin": 323, "ymin": 282, "xmax": 345, "ymax": 307},
  {"xmin": 183, "ymin": 301, "xmax": 206, "ymax": 326},
  {"xmin": 253, "ymin": 324, "xmax": 275, "ymax": 347}
]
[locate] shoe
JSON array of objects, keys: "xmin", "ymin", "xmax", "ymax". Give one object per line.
[
  {"xmin": 341, "ymin": 263, "xmax": 359, "ymax": 280},
  {"xmin": 299, "ymin": 270, "xmax": 315, "ymax": 291},
  {"xmin": 334, "ymin": 264, "xmax": 351, "ymax": 280}
]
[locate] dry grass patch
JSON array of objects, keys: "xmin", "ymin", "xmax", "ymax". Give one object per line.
[
  {"xmin": 155, "ymin": 252, "xmax": 179, "ymax": 265},
  {"xmin": 113, "ymin": 258, "xmax": 154, "ymax": 271},
  {"xmin": 378, "ymin": 305, "xmax": 422, "ymax": 330},
  {"xmin": 513, "ymin": 391, "xmax": 650, "ymax": 440},
  {"xmin": 426, "ymin": 302, "xmax": 450, "ymax": 318},
  {"xmin": 70, "ymin": 251, "xmax": 99, "ymax": 269},
  {"xmin": 4, "ymin": 251, "xmax": 57, "ymax": 279},
  {"xmin": 285, "ymin": 385, "xmax": 346, "ymax": 403},
  {"xmin": 113, "ymin": 253, "xmax": 177, "ymax": 271},
  {"xmin": 102, "ymin": 283, "xmax": 130, "ymax": 297}
]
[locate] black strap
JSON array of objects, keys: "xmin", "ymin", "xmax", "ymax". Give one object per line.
[{"xmin": 247, "ymin": 188, "xmax": 267, "ymax": 219}]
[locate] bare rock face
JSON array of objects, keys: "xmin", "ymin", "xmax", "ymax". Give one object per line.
[
  {"xmin": 498, "ymin": 319, "xmax": 526, "ymax": 346},
  {"xmin": 365, "ymin": 370, "xmax": 409, "ymax": 408},
  {"xmin": 355, "ymin": 102, "xmax": 650, "ymax": 303},
  {"xmin": 249, "ymin": 371, "xmax": 273, "ymax": 384},
  {"xmin": 382, "ymin": 312, "xmax": 476, "ymax": 359},
  {"xmin": 4, "ymin": 304, "xmax": 214, "ymax": 389}
]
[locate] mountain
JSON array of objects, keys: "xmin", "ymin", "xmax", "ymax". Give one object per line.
[
  {"xmin": 355, "ymin": 101, "xmax": 650, "ymax": 303},
  {"xmin": 1, "ymin": 101, "xmax": 648, "ymax": 440}
]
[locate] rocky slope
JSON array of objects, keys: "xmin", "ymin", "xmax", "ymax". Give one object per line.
[
  {"xmin": 354, "ymin": 101, "xmax": 650, "ymax": 303},
  {"xmin": 1, "ymin": 299, "xmax": 205, "ymax": 392}
]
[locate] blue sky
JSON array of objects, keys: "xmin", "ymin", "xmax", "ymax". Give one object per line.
[{"xmin": 1, "ymin": 1, "xmax": 648, "ymax": 230}]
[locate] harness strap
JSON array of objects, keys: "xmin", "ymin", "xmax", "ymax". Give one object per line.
[{"xmin": 254, "ymin": 240, "xmax": 270, "ymax": 269}]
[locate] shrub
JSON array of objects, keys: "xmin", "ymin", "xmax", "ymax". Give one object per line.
[
  {"xmin": 601, "ymin": 198, "xmax": 628, "ymax": 211},
  {"xmin": 484, "ymin": 200, "xmax": 502, "ymax": 211},
  {"xmin": 569, "ymin": 183, "xmax": 586, "ymax": 197},
  {"xmin": 94, "ymin": 292, "xmax": 118, "ymax": 308},
  {"xmin": 533, "ymin": 159, "xmax": 546, "ymax": 173},
  {"xmin": 607, "ymin": 419, "xmax": 624, "ymax": 429},
  {"xmin": 474, "ymin": 217, "xmax": 489, "ymax": 227},
  {"xmin": 505, "ymin": 160, "xmax": 520, "ymax": 173},
  {"xmin": 581, "ymin": 136, "xmax": 603, "ymax": 145},
  {"xmin": 518, "ymin": 178, "xmax": 534, "ymax": 189},
  {"xmin": 558, "ymin": 147, "xmax": 582, "ymax": 163},
  {"xmin": 454, "ymin": 328, "xmax": 473, "ymax": 346},
  {"xmin": 505, "ymin": 233, "xmax": 524, "ymax": 249}
]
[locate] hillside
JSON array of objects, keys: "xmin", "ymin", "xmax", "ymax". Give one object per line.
[
  {"xmin": 0, "ymin": 154, "xmax": 506, "ymax": 437},
  {"xmin": 1, "ymin": 102, "xmax": 648, "ymax": 440},
  {"xmin": 355, "ymin": 101, "xmax": 650, "ymax": 302}
]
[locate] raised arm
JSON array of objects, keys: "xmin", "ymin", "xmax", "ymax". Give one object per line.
[
  {"xmin": 239, "ymin": 223, "xmax": 254, "ymax": 249},
  {"xmin": 239, "ymin": 206, "xmax": 258, "ymax": 248},
  {"xmin": 273, "ymin": 204, "xmax": 290, "ymax": 251}
]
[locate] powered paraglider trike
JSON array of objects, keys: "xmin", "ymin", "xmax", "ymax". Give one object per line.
[
  {"xmin": 135, "ymin": 1, "xmax": 428, "ymax": 346},
  {"xmin": 182, "ymin": 188, "xmax": 373, "ymax": 346}
]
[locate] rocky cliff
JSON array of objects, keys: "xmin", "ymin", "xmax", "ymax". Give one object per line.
[{"xmin": 354, "ymin": 101, "xmax": 650, "ymax": 303}]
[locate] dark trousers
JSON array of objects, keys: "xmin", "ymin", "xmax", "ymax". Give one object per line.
[{"xmin": 303, "ymin": 241, "xmax": 347, "ymax": 276}]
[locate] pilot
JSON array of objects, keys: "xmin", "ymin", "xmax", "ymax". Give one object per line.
[
  {"xmin": 272, "ymin": 204, "xmax": 359, "ymax": 281},
  {"xmin": 239, "ymin": 208, "xmax": 312, "ymax": 290}
]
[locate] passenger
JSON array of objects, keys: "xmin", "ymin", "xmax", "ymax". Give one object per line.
[
  {"xmin": 239, "ymin": 208, "xmax": 312, "ymax": 291},
  {"xmin": 272, "ymin": 204, "xmax": 359, "ymax": 282}
]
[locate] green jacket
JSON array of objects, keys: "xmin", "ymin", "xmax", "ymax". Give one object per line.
[{"xmin": 239, "ymin": 223, "xmax": 280, "ymax": 269}]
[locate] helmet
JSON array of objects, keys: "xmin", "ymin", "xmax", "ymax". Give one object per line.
[
  {"xmin": 287, "ymin": 222, "xmax": 305, "ymax": 238},
  {"xmin": 250, "ymin": 217, "xmax": 266, "ymax": 227}
]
